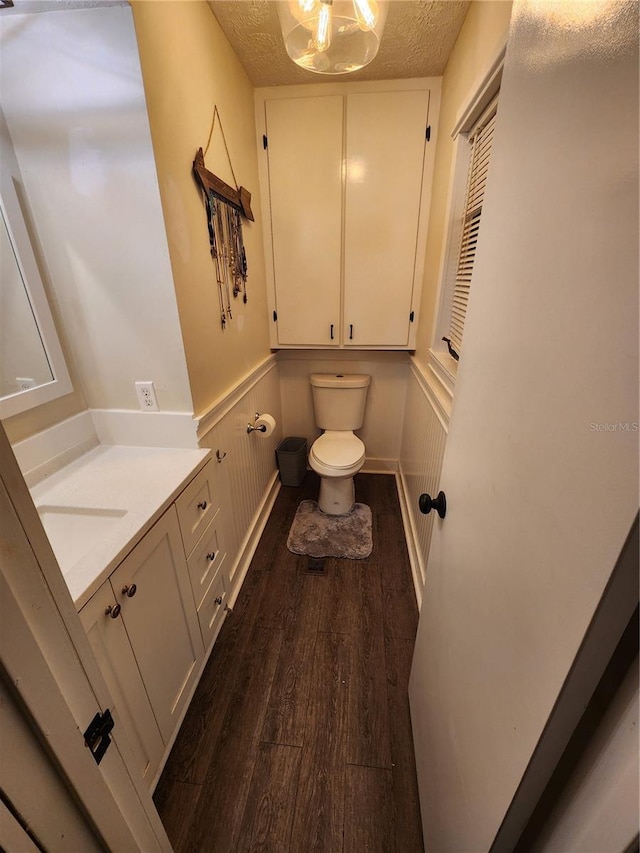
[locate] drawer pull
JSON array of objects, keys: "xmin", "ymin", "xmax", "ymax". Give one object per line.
[
  {"xmin": 105, "ymin": 604, "xmax": 121, "ymax": 619},
  {"xmin": 207, "ymin": 552, "xmax": 216, "ymax": 562},
  {"xmin": 197, "ymin": 500, "xmax": 208, "ymax": 511},
  {"xmin": 121, "ymin": 584, "xmax": 137, "ymax": 598}
]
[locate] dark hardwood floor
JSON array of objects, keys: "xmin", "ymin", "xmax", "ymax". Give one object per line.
[{"xmin": 154, "ymin": 472, "xmax": 424, "ymax": 852}]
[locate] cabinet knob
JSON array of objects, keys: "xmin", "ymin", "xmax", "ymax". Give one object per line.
[
  {"xmin": 215, "ymin": 595, "xmax": 223, "ymax": 606},
  {"xmin": 105, "ymin": 603, "xmax": 121, "ymax": 619},
  {"xmin": 121, "ymin": 584, "xmax": 137, "ymax": 598},
  {"xmin": 207, "ymin": 552, "xmax": 216, "ymax": 562},
  {"xmin": 198, "ymin": 500, "xmax": 208, "ymax": 511}
]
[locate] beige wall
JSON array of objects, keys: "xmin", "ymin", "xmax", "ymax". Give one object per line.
[
  {"xmin": 131, "ymin": 1, "xmax": 272, "ymax": 419},
  {"xmin": 414, "ymin": 0, "xmax": 512, "ymax": 369}
]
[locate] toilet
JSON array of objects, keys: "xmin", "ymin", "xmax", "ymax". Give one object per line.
[{"xmin": 309, "ymin": 373, "xmax": 371, "ymax": 515}]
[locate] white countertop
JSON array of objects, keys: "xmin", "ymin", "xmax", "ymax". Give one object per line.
[{"xmin": 30, "ymin": 444, "xmax": 210, "ymax": 610}]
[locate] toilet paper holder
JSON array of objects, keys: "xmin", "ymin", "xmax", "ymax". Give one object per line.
[{"xmin": 247, "ymin": 412, "xmax": 267, "ymax": 434}]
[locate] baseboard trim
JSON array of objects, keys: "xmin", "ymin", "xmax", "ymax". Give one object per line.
[
  {"xmin": 362, "ymin": 457, "xmax": 398, "ymax": 475},
  {"xmin": 227, "ymin": 470, "xmax": 281, "ymax": 609},
  {"xmin": 395, "ymin": 468, "xmax": 424, "ymax": 611}
]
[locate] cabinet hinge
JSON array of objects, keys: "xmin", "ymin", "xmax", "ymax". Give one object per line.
[
  {"xmin": 83, "ymin": 708, "xmax": 114, "ymax": 765},
  {"xmin": 425, "ymin": 125, "xmax": 431, "ymax": 142},
  {"xmin": 410, "ymin": 310, "xmax": 415, "ymax": 322},
  {"xmin": 273, "ymin": 310, "xmax": 278, "ymax": 322},
  {"xmin": 263, "ymin": 134, "xmax": 268, "ymax": 149}
]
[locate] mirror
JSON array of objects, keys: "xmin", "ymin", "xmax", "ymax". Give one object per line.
[{"xmin": 0, "ymin": 124, "xmax": 72, "ymax": 420}]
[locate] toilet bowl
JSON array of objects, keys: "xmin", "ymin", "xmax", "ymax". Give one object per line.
[
  {"xmin": 309, "ymin": 431, "xmax": 366, "ymax": 515},
  {"xmin": 309, "ymin": 373, "xmax": 370, "ymax": 515}
]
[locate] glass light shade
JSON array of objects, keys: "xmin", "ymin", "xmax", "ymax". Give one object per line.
[{"xmin": 277, "ymin": 0, "xmax": 388, "ymax": 75}]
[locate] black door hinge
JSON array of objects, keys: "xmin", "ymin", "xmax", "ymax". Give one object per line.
[
  {"xmin": 426, "ymin": 125, "xmax": 431, "ymax": 142},
  {"xmin": 273, "ymin": 310, "xmax": 278, "ymax": 322},
  {"xmin": 84, "ymin": 709, "xmax": 114, "ymax": 765},
  {"xmin": 263, "ymin": 134, "xmax": 268, "ymax": 149},
  {"xmin": 410, "ymin": 310, "xmax": 415, "ymax": 322}
]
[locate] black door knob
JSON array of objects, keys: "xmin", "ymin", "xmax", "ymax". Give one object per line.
[{"xmin": 418, "ymin": 491, "xmax": 447, "ymax": 519}]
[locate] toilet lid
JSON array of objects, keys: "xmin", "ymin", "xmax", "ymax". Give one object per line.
[{"xmin": 311, "ymin": 432, "xmax": 365, "ymax": 469}]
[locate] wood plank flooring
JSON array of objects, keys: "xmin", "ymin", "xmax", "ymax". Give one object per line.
[{"xmin": 154, "ymin": 472, "xmax": 423, "ymax": 852}]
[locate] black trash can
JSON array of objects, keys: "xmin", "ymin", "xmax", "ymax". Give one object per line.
[{"xmin": 276, "ymin": 437, "xmax": 307, "ymax": 486}]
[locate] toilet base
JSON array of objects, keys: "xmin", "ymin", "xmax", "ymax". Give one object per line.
[{"xmin": 318, "ymin": 475, "xmax": 355, "ymax": 516}]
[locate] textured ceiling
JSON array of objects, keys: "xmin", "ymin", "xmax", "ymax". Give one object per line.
[{"xmin": 208, "ymin": 0, "xmax": 470, "ymax": 87}]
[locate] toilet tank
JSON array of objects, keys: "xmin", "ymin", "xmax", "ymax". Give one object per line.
[{"xmin": 310, "ymin": 373, "xmax": 370, "ymax": 430}]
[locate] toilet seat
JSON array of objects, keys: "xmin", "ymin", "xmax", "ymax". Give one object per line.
[{"xmin": 310, "ymin": 431, "xmax": 365, "ymax": 477}]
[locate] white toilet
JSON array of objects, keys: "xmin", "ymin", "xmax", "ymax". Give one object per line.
[{"xmin": 309, "ymin": 373, "xmax": 371, "ymax": 515}]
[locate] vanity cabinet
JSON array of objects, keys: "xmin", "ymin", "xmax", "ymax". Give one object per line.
[
  {"xmin": 79, "ymin": 458, "xmax": 229, "ymax": 788},
  {"xmin": 109, "ymin": 506, "xmax": 204, "ymax": 744},
  {"xmin": 258, "ymin": 83, "xmax": 438, "ymax": 349},
  {"xmin": 80, "ymin": 580, "xmax": 165, "ymax": 787},
  {"xmin": 176, "ymin": 460, "xmax": 229, "ymax": 655}
]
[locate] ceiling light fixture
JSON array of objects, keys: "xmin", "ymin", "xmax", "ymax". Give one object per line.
[{"xmin": 277, "ymin": 0, "xmax": 388, "ymax": 75}]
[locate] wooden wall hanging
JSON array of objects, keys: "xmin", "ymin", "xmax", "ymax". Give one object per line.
[{"xmin": 193, "ymin": 107, "xmax": 254, "ymax": 330}]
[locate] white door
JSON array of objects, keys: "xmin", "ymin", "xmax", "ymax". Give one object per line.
[
  {"xmin": 409, "ymin": 3, "xmax": 638, "ymax": 851},
  {"xmin": 343, "ymin": 90, "xmax": 429, "ymax": 346},
  {"xmin": 0, "ymin": 425, "xmax": 172, "ymax": 852},
  {"xmin": 266, "ymin": 95, "xmax": 343, "ymax": 346}
]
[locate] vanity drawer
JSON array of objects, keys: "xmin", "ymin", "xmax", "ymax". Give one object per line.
[
  {"xmin": 176, "ymin": 461, "xmax": 217, "ymax": 556},
  {"xmin": 187, "ymin": 517, "xmax": 226, "ymax": 609},
  {"xmin": 198, "ymin": 571, "xmax": 228, "ymax": 652}
]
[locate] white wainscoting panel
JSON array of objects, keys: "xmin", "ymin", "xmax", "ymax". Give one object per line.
[
  {"xmin": 198, "ymin": 363, "xmax": 283, "ymax": 603},
  {"xmin": 398, "ymin": 364, "xmax": 448, "ymax": 606}
]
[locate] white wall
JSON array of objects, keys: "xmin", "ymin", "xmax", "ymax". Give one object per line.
[
  {"xmin": 277, "ymin": 351, "xmax": 408, "ymax": 473},
  {"xmin": 0, "ymin": 5, "xmax": 193, "ymax": 416}
]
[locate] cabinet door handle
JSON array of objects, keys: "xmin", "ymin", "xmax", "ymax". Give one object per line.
[
  {"xmin": 121, "ymin": 584, "xmax": 137, "ymax": 598},
  {"xmin": 330, "ymin": 324, "xmax": 334, "ymax": 340},
  {"xmin": 207, "ymin": 552, "xmax": 216, "ymax": 562},
  {"xmin": 349, "ymin": 324, "xmax": 353, "ymax": 340},
  {"xmin": 105, "ymin": 603, "xmax": 121, "ymax": 619},
  {"xmin": 197, "ymin": 500, "xmax": 208, "ymax": 511}
]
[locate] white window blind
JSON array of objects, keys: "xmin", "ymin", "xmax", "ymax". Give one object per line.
[{"xmin": 444, "ymin": 98, "xmax": 498, "ymax": 360}]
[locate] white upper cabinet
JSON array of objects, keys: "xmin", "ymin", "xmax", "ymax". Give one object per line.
[
  {"xmin": 256, "ymin": 80, "xmax": 440, "ymax": 349},
  {"xmin": 265, "ymin": 95, "xmax": 343, "ymax": 346},
  {"xmin": 343, "ymin": 91, "xmax": 430, "ymax": 346}
]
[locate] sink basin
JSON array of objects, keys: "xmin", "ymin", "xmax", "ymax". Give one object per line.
[{"xmin": 38, "ymin": 505, "xmax": 127, "ymax": 570}]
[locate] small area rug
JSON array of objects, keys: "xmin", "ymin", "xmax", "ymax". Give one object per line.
[{"xmin": 287, "ymin": 499, "xmax": 373, "ymax": 559}]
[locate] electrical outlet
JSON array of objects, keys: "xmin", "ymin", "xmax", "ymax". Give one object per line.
[{"xmin": 135, "ymin": 381, "xmax": 159, "ymax": 411}]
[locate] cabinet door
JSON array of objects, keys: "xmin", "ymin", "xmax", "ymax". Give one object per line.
[
  {"xmin": 79, "ymin": 582, "xmax": 164, "ymax": 787},
  {"xmin": 110, "ymin": 507, "xmax": 204, "ymax": 744},
  {"xmin": 343, "ymin": 90, "xmax": 430, "ymax": 346},
  {"xmin": 266, "ymin": 95, "xmax": 343, "ymax": 346}
]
